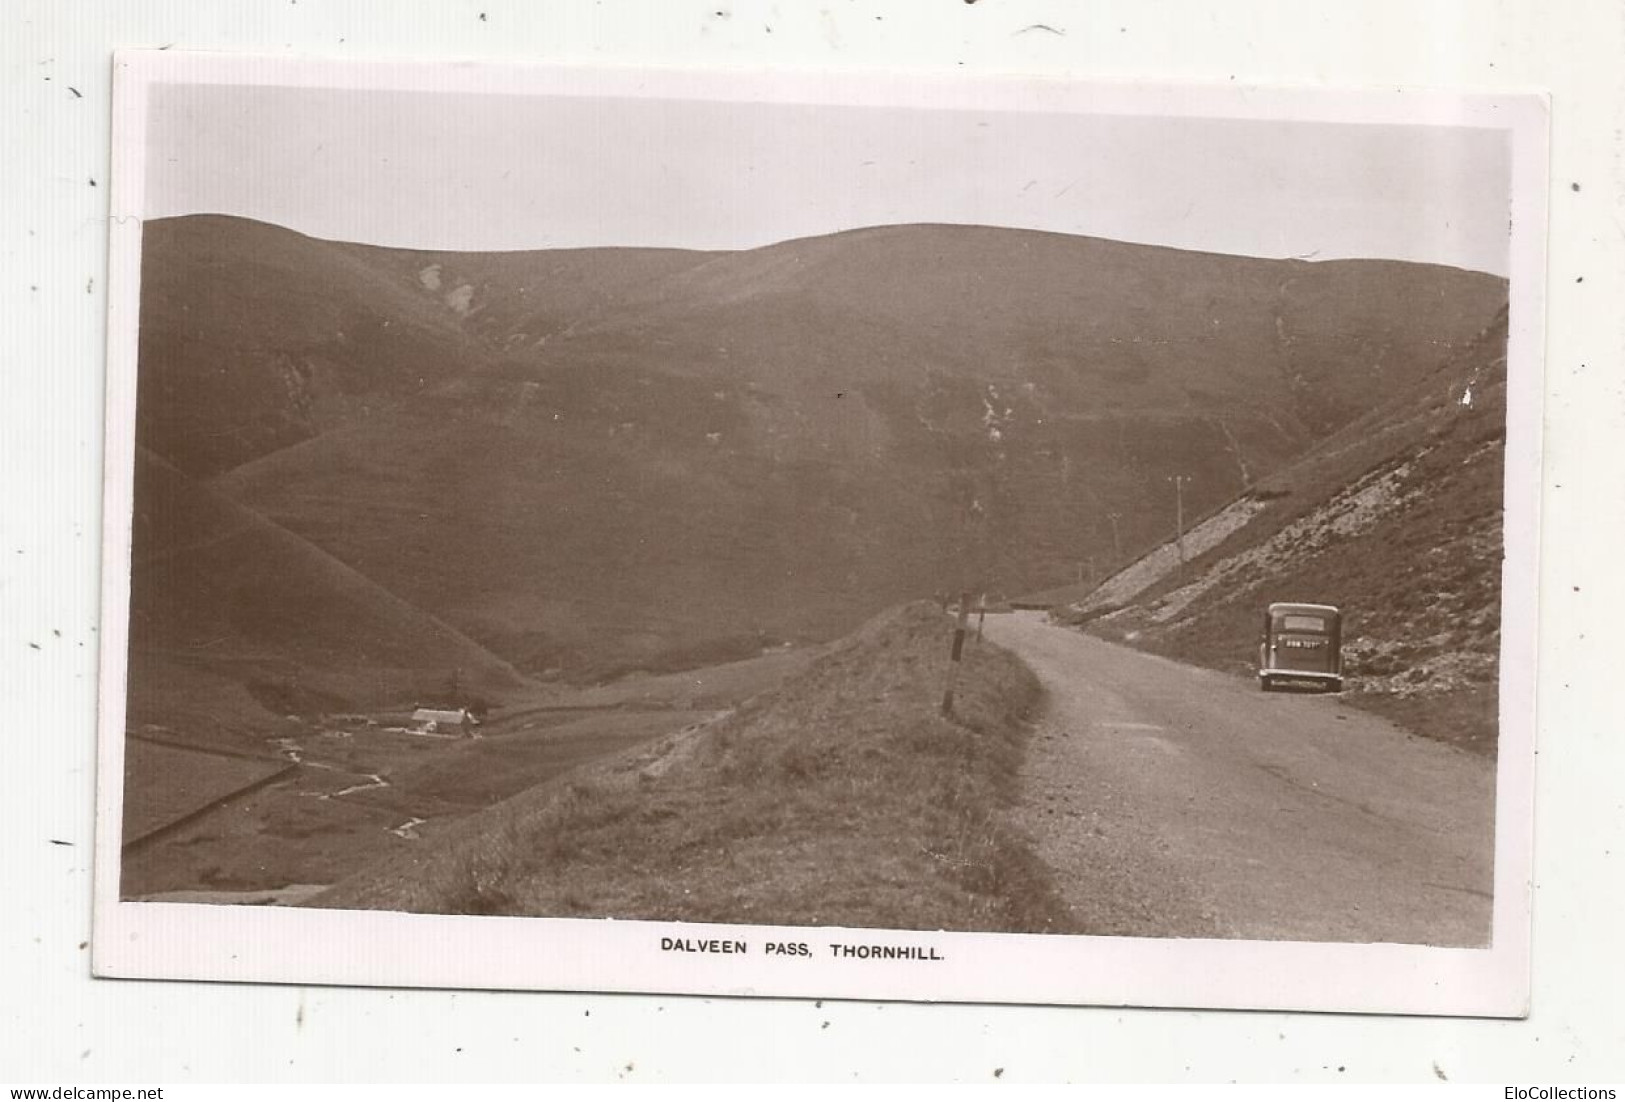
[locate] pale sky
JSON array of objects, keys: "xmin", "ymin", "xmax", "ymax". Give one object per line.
[{"xmin": 145, "ymin": 83, "xmax": 1512, "ymax": 276}]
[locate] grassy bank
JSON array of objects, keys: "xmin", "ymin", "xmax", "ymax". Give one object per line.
[{"xmin": 315, "ymin": 601, "xmax": 1072, "ymax": 933}]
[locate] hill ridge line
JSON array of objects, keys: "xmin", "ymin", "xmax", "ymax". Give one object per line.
[{"xmin": 144, "ymin": 212, "xmax": 1509, "ymax": 279}]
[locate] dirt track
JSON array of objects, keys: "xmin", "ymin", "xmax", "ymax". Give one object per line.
[{"xmin": 983, "ymin": 611, "xmax": 1496, "ymax": 945}]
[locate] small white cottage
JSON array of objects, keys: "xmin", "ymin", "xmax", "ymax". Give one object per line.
[{"xmin": 410, "ymin": 707, "xmax": 477, "ymax": 736}]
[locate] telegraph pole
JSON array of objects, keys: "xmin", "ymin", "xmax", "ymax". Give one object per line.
[
  {"xmin": 942, "ymin": 592, "xmax": 971, "ymax": 716},
  {"xmin": 1168, "ymin": 476, "xmax": 1189, "ymax": 569},
  {"xmin": 1107, "ymin": 512, "xmax": 1122, "ymax": 560}
]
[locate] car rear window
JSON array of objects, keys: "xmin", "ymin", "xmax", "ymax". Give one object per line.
[{"xmin": 1279, "ymin": 614, "xmax": 1329, "ymax": 632}]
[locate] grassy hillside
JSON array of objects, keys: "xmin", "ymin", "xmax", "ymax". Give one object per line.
[
  {"xmin": 135, "ymin": 215, "xmax": 1507, "ymax": 683},
  {"xmin": 315, "ymin": 602, "xmax": 1075, "ymax": 934},
  {"xmin": 136, "ymin": 216, "xmax": 500, "ymax": 476},
  {"xmin": 1059, "ymin": 308, "xmax": 1510, "ymax": 753},
  {"xmin": 125, "ymin": 447, "xmax": 524, "ymax": 745},
  {"xmin": 553, "ymin": 223, "xmax": 1503, "ymax": 437},
  {"xmin": 349, "ymin": 241, "xmax": 716, "ymax": 350}
]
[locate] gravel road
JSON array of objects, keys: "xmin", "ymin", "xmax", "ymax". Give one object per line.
[{"xmin": 983, "ymin": 611, "xmax": 1496, "ymax": 946}]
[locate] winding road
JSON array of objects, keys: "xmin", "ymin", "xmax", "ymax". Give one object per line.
[{"xmin": 983, "ymin": 611, "xmax": 1496, "ymax": 946}]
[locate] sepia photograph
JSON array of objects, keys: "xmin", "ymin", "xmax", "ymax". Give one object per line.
[{"xmin": 93, "ymin": 54, "xmax": 1546, "ymax": 1013}]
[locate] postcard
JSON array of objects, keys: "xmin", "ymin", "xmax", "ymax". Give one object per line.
[{"xmin": 94, "ymin": 52, "xmax": 1546, "ymax": 1014}]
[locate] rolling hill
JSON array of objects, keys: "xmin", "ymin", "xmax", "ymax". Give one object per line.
[{"xmin": 132, "ymin": 214, "xmax": 1508, "ymax": 688}]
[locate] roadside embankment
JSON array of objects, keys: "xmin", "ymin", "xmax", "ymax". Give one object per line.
[
  {"xmin": 1052, "ymin": 309, "xmax": 1510, "ymax": 756},
  {"xmin": 315, "ymin": 601, "xmax": 1072, "ymax": 933}
]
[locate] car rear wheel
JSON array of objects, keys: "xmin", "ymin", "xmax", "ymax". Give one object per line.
[{"xmin": 1260, "ymin": 676, "xmax": 1274, "ymax": 693}]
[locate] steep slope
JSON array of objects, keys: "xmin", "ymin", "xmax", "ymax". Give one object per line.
[
  {"xmin": 126, "ymin": 447, "xmax": 523, "ymax": 744},
  {"xmin": 136, "ymin": 216, "xmax": 720, "ymax": 478},
  {"xmin": 211, "ymin": 386, "xmax": 949, "ymax": 682},
  {"xmin": 136, "ymin": 216, "xmax": 496, "ymax": 476},
  {"xmin": 1058, "ymin": 307, "xmax": 1510, "ymax": 752}
]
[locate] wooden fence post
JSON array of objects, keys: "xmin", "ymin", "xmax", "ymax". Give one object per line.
[{"xmin": 942, "ymin": 591, "xmax": 971, "ymax": 716}]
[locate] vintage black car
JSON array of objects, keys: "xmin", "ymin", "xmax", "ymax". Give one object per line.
[{"xmin": 1258, "ymin": 602, "xmax": 1344, "ymax": 692}]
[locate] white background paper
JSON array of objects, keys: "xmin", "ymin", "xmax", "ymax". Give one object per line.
[{"xmin": 3, "ymin": 0, "xmax": 1621, "ymax": 1083}]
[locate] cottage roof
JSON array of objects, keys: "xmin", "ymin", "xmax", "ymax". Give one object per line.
[{"xmin": 412, "ymin": 707, "xmax": 470, "ymax": 724}]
